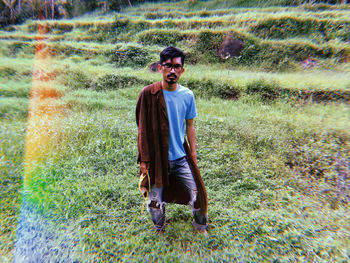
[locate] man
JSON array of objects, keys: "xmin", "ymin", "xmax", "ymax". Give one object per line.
[{"xmin": 136, "ymin": 46, "xmax": 208, "ymax": 234}]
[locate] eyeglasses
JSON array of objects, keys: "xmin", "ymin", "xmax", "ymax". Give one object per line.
[{"xmin": 162, "ymin": 63, "xmax": 183, "ymax": 72}]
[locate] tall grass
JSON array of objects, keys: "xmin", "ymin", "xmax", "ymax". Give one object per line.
[{"xmin": 3, "ymin": 86, "xmax": 349, "ymax": 261}]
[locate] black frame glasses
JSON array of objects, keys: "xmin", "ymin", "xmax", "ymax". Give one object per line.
[{"xmin": 162, "ymin": 63, "xmax": 183, "ymax": 72}]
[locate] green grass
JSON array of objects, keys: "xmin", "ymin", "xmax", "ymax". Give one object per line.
[
  {"xmin": 0, "ymin": 79, "xmax": 32, "ymax": 98},
  {"xmin": 0, "ymin": 97, "xmax": 29, "ymax": 118},
  {"xmin": 0, "ymin": 115, "xmax": 26, "ymax": 258},
  {"xmin": 1, "ymin": 83, "xmax": 349, "ymax": 261},
  {"xmin": 1, "ymin": 0, "xmax": 350, "ymax": 262}
]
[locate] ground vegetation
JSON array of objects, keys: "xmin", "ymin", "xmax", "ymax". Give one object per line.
[{"xmin": 0, "ymin": 0, "xmax": 349, "ymax": 262}]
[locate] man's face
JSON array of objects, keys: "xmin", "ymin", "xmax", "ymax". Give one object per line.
[{"xmin": 158, "ymin": 57, "xmax": 185, "ymax": 85}]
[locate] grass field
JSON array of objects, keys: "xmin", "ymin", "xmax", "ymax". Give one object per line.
[{"xmin": 1, "ymin": 1, "xmax": 350, "ymax": 262}]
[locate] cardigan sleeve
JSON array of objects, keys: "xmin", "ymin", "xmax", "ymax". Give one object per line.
[{"xmin": 136, "ymin": 89, "xmax": 150, "ymax": 164}]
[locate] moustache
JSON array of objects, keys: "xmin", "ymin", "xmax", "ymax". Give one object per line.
[{"xmin": 167, "ymin": 74, "xmax": 177, "ymax": 78}]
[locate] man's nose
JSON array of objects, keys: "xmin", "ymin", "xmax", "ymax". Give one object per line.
[{"xmin": 170, "ymin": 67, "xmax": 176, "ymax": 72}]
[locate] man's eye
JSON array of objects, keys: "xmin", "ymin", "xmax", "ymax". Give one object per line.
[{"xmin": 174, "ymin": 65, "xmax": 182, "ymax": 69}]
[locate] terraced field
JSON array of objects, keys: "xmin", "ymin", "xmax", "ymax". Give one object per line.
[{"xmin": 1, "ymin": 1, "xmax": 349, "ymax": 262}]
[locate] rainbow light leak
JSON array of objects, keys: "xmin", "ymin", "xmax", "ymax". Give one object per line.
[
  {"xmin": 23, "ymin": 20, "xmax": 65, "ymax": 186},
  {"xmin": 13, "ymin": 16, "xmax": 68, "ymax": 261}
]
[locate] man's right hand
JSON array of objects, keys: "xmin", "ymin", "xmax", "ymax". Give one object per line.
[{"xmin": 140, "ymin": 162, "xmax": 148, "ymax": 174}]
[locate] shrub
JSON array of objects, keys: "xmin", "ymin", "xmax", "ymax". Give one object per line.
[
  {"xmin": 196, "ymin": 30, "xmax": 223, "ymax": 52},
  {"xmin": 114, "ymin": 16, "xmax": 130, "ymax": 28},
  {"xmin": 246, "ymin": 79, "xmax": 282, "ymax": 100},
  {"xmin": 57, "ymin": 68, "xmax": 91, "ymax": 90},
  {"xmin": 236, "ymin": 36, "xmax": 347, "ymax": 71},
  {"xmin": 0, "ymin": 66, "xmax": 16, "ymax": 78},
  {"xmin": 189, "ymin": 20, "xmax": 226, "ymax": 30},
  {"xmin": 7, "ymin": 41, "xmax": 25, "ymax": 56},
  {"xmin": 251, "ymin": 16, "xmax": 350, "ymax": 42},
  {"xmin": 199, "ymin": 10, "xmax": 211, "ymax": 18},
  {"xmin": 6, "ymin": 41, "xmax": 34, "ymax": 57},
  {"xmin": 193, "ymin": 30, "xmax": 253, "ymax": 64},
  {"xmin": 51, "ymin": 22, "xmax": 74, "ymax": 34},
  {"xmin": 194, "ymin": 30, "xmax": 225, "ymax": 63},
  {"xmin": 27, "ymin": 23, "xmax": 38, "ymax": 33},
  {"xmin": 92, "ymin": 74, "xmax": 148, "ymax": 91},
  {"xmin": 251, "ymin": 17, "xmax": 317, "ymax": 39},
  {"xmin": 296, "ymin": 89, "xmax": 350, "ymax": 103},
  {"xmin": 0, "ymin": 97, "xmax": 29, "ymax": 118},
  {"xmin": 144, "ymin": 12, "xmax": 178, "ymax": 19},
  {"xmin": 137, "ymin": 29, "xmax": 188, "ymax": 46},
  {"xmin": 109, "ymin": 45, "xmax": 151, "ymax": 68},
  {"xmin": 130, "ymin": 20, "xmax": 152, "ymax": 33},
  {"xmin": 232, "ymin": 36, "xmax": 260, "ymax": 64},
  {"xmin": 302, "ymin": 3, "xmax": 350, "ymax": 11},
  {"xmin": 144, "ymin": 12, "xmax": 165, "ymax": 19},
  {"xmin": 182, "ymin": 48, "xmax": 200, "ymax": 64},
  {"xmin": 182, "ymin": 78, "xmax": 240, "ymax": 99},
  {"xmin": 85, "ymin": 22, "xmax": 120, "ymax": 42},
  {"xmin": 92, "ymin": 74, "xmax": 122, "ymax": 91}
]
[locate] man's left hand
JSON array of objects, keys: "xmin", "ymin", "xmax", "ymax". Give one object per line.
[{"xmin": 190, "ymin": 153, "xmax": 197, "ymax": 165}]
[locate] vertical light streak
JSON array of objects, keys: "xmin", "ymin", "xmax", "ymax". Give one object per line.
[
  {"xmin": 14, "ymin": 15, "xmax": 68, "ymax": 261},
  {"xmin": 23, "ymin": 15, "xmax": 65, "ymax": 188}
]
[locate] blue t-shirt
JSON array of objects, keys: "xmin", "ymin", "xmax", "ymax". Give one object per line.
[{"xmin": 162, "ymin": 85, "xmax": 197, "ymax": 161}]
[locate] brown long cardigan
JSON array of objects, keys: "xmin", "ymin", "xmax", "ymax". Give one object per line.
[{"xmin": 136, "ymin": 81, "xmax": 208, "ymax": 217}]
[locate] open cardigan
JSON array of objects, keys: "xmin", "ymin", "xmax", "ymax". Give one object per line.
[{"xmin": 136, "ymin": 81, "xmax": 208, "ymax": 216}]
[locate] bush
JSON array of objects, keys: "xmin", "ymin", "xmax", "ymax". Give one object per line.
[
  {"xmin": 137, "ymin": 29, "xmax": 188, "ymax": 46},
  {"xmin": 108, "ymin": 45, "xmax": 151, "ymax": 68},
  {"xmin": 182, "ymin": 48, "xmax": 200, "ymax": 64},
  {"xmin": 92, "ymin": 74, "xmax": 147, "ymax": 91},
  {"xmin": 182, "ymin": 78, "xmax": 240, "ymax": 99},
  {"xmin": 57, "ymin": 68, "xmax": 91, "ymax": 90},
  {"xmin": 48, "ymin": 43, "xmax": 85, "ymax": 57},
  {"xmin": 192, "ymin": 30, "xmax": 253, "ymax": 64},
  {"xmin": 303, "ymin": 3, "xmax": 350, "ymax": 11},
  {"xmin": 295, "ymin": 89, "xmax": 350, "ymax": 103},
  {"xmin": 0, "ymin": 97, "xmax": 29, "ymax": 118},
  {"xmin": 199, "ymin": 10, "xmax": 211, "ymax": 18},
  {"xmin": 236, "ymin": 36, "xmax": 347, "ymax": 71},
  {"xmin": 194, "ymin": 30, "xmax": 225, "ymax": 63},
  {"xmin": 130, "ymin": 20, "xmax": 152, "ymax": 33},
  {"xmin": 51, "ymin": 22, "xmax": 74, "ymax": 34},
  {"xmin": 0, "ymin": 66, "xmax": 16, "ymax": 78},
  {"xmin": 85, "ymin": 22, "xmax": 121, "ymax": 42},
  {"xmin": 188, "ymin": 20, "xmax": 226, "ymax": 30},
  {"xmin": 7, "ymin": 41, "xmax": 34, "ymax": 57},
  {"xmin": 251, "ymin": 17, "xmax": 317, "ymax": 39},
  {"xmin": 251, "ymin": 16, "xmax": 350, "ymax": 42},
  {"xmin": 246, "ymin": 79, "xmax": 282, "ymax": 100},
  {"xmin": 196, "ymin": 30, "xmax": 223, "ymax": 51},
  {"xmin": 92, "ymin": 74, "xmax": 122, "ymax": 91},
  {"xmin": 144, "ymin": 12, "xmax": 178, "ymax": 19}
]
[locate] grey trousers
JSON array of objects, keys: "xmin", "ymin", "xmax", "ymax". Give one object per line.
[{"xmin": 148, "ymin": 156, "xmax": 207, "ymax": 231}]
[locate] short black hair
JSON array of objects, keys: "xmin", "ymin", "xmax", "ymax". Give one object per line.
[{"xmin": 160, "ymin": 46, "xmax": 186, "ymax": 66}]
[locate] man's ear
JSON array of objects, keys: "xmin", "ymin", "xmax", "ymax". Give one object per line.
[
  {"xmin": 157, "ymin": 63, "xmax": 162, "ymax": 72},
  {"xmin": 181, "ymin": 67, "xmax": 185, "ymax": 74}
]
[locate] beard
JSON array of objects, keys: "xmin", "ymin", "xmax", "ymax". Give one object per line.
[
  {"xmin": 166, "ymin": 74, "xmax": 177, "ymax": 84},
  {"xmin": 165, "ymin": 79, "xmax": 176, "ymax": 84}
]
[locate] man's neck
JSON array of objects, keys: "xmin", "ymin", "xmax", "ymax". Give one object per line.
[{"xmin": 162, "ymin": 81, "xmax": 178, "ymax": 92}]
